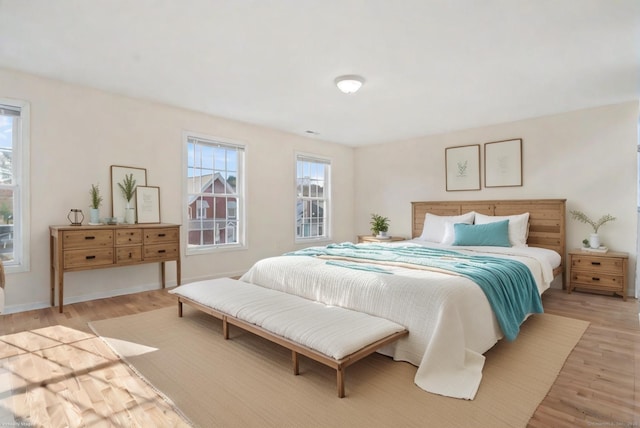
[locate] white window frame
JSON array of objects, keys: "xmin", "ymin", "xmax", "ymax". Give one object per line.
[
  {"xmin": 0, "ymin": 98, "xmax": 30, "ymax": 273},
  {"xmin": 183, "ymin": 131, "xmax": 246, "ymax": 255},
  {"xmin": 295, "ymin": 153, "xmax": 331, "ymax": 243}
]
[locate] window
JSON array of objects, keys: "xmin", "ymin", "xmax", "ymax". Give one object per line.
[
  {"xmin": 0, "ymin": 99, "xmax": 30, "ymax": 272},
  {"xmin": 185, "ymin": 133, "xmax": 244, "ymax": 253},
  {"xmin": 296, "ymin": 154, "xmax": 330, "ymax": 241}
]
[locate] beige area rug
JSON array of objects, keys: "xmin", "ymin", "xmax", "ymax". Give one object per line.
[{"xmin": 89, "ymin": 306, "xmax": 589, "ymax": 428}]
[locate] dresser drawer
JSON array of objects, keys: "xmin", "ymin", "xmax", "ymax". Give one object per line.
[
  {"xmin": 571, "ymin": 272, "xmax": 623, "ymax": 291},
  {"xmin": 64, "ymin": 248, "xmax": 114, "ymax": 269},
  {"xmin": 116, "ymin": 229, "xmax": 142, "ymax": 245},
  {"xmin": 116, "ymin": 246, "xmax": 143, "ymax": 263},
  {"xmin": 63, "ymin": 230, "xmax": 113, "ymax": 249},
  {"xmin": 571, "ymin": 255, "xmax": 624, "ymax": 274},
  {"xmin": 143, "ymin": 243, "xmax": 179, "ymax": 261},
  {"xmin": 144, "ymin": 228, "xmax": 179, "ymax": 244}
]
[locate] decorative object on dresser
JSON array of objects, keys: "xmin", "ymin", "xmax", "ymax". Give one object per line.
[
  {"xmin": 567, "ymin": 249, "xmax": 627, "ymax": 300},
  {"xmin": 135, "ymin": 186, "xmax": 161, "ymax": 224},
  {"xmin": 49, "ymin": 223, "xmax": 181, "ymax": 313},
  {"xmin": 484, "ymin": 138, "xmax": 523, "ymax": 188},
  {"xmin": 445, "ymin": 144, "xmax": 481, "ymax": 191},
  {"xmin": 88, "ymin": 183, "xmax": 103, "ymax": 225},
  {"xmin": 369, "ymin": 213, "xmax": 390, "ymax": 238},
  {"xmin": 67, "ymin": 209, "xmax": 84, "ymax": 226},
  {"xmin": 357, "ymin": 235, "xmax": 405, "ymax": 244},
  {"xmin": 110, "ymin": 165, "xmax": 147, "ymax": 224},
  {"xmin": 118, "ymin": 173, "xmax": 137, "ymax": 224},
  {"xmin": 569, "ymin": 210, "xmax": 616, "ymax": 249}
]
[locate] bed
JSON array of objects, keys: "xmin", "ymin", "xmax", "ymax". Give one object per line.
[{"xmin": 239, "ymin": 199, "xmax": 566, "ymax": 399}]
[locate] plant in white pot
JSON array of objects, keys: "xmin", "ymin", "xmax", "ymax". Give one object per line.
[
  {"xmin": 370, "ymin": 213, "xmax": 390, "ymax": 239},
  {"xmin": 88, "ymin": 183, "xmax": 103, "ymax": 224},
  {"xmin": 569, "ymin": 210, "xmax": 616, "ymax": 249},
  {"xmin": 118, "ymin": 173, "xmax": 137, "ymax": 224}
]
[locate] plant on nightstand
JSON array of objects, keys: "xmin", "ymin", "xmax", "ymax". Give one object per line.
[
  {"xmin": 118, "ymin": 173, "xmax": 137, "ymax": 224},
  {"xmin": 370, "ymin": 213, "xmax": 390, "ymax": 238},
  {"xmin": 88, "ymin": 183, "xmax": 103, "ymax": 224},
  {"xmin": 569, "ymin": 210, "xmax": 616, "ymax": 249}
]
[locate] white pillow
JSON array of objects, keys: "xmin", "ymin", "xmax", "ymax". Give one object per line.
[
  {"xmin": 474, "ymin": 212, "xmax": 530, "ymax": 247},
  {"xmin": 420, "ymin": 212, "xmax": 475, "ymax": 243}
]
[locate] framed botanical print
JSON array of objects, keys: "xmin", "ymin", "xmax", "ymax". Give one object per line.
[
  {"xmin": 445, "ymin": 144, "xmax": 481, "ymax": 191},
  {"xmin": 484, "ymin": 139, "xmax": 523, "ymax": 187},
  {"xmin": 136, "ymin": 186, "xmax": 161, "ymax": 223}
]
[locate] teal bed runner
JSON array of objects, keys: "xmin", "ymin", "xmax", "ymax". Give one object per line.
[{"xmin": 286, "ymin": 243, "xmax": 543, "ymax": 341}]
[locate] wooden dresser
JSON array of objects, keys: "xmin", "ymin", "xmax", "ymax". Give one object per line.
[
  {"xmin": 567, "ymin": 249, "xmax": 628, "ymax": 301},
  {"xmin": 50, "ymin": 223, "xmax": 181, "ymax": 312}
]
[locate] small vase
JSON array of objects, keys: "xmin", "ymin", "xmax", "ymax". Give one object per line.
[
  {"xmin": 89, "ymin": 208, "xmax": 100, "ymax": 224},
  {"xmin": 589, "ymin": 233, "xmax": 600, "ymax": 249},
  {"xmin": 376, "ymin": 231, "xmax": 388, "ymax": 238},
  {"xmin": 124, "ymin": 201, "xmax": 136, "ymax": 224},
  {"xmin": 125, "ymin": 208, "xmax": 136, "ymax": 224}
]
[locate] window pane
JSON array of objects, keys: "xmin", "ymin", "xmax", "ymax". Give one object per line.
[
  {"xmin": 296, "ymin": 156, "xmax": 330, "ymax": 240},
  {"xmin": 0, "ymin": 101, "xmax": 22, "ymax": 267},
  {"xmin": 0, "ymin": 188, "xmax": 13, "ymax": 263},
  {"xmin": 187, "ymin": 136, "xmax": 243, "ymax": 250},
  {"xmin": 0, "ymin": 115, "xmax": 14, "ymax": 184}
]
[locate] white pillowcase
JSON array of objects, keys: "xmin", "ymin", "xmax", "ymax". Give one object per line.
[
  {"xmin": 420, "ymin": 211, "xmax": 475, "ymax": 243},
  {"xmin": 474, "ymin": 212, "xmax": 530, "ymax": 247}
]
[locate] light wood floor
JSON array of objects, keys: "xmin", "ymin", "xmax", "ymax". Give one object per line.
[{"xmin": 0, "ymin": 287, "xmax": 638, "ymax": 427}]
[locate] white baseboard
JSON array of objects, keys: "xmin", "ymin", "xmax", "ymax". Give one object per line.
[{"xmin": 2, "ymin": 271, "xmax": 247, "ymax": 315}]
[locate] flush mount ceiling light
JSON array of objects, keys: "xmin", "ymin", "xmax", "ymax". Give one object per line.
[{"xmin": 335, "ymin": 75, "xmax": 365, "ymax": 94}]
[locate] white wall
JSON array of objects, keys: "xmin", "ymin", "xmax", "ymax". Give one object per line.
[
  {"xmin": 0, "ymin": 68, "xmax": 355, "ymax": 312},
  {"xmin": 355, "ymin": 101, "xmax": 639, "ymax": 294}
]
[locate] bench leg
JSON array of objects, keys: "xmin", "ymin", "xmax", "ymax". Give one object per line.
[
  {"xmin": 223, "ymin": 317, "xmax": 229, "ymax": 340},
  {"xmin": 292, "ymin": 351, "xmax": 299, "ymax": 375},
  {"xmin": 178, "ymin": 300, "xmax": 183, "ymax": 317},
  {"xmin": 337, "ymin": 367, "xmax": 345, "ymax": 398}
]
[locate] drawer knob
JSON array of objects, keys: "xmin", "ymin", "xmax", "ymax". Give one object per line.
[
  {"xmin": 128, "ymin": 252, "xmax": 133, "ymax": 258},
  {"xmin": 158, "ymin": 249, "xmax": 166, "ymax": 253},
  {"xmin": 591, "ymin": 262, "xmax": 601, "ymax": 266},
  {"xmin": 592, "ymin": 277, "xmax": 600, "ymax": 281},
  {"xmin": 86, "ymin": 255, "xmax": 96, "ymax": 260},
  {"xmin": 85, "ymin": 236, "xmax": 95, "ymax": 240},
  {"xmin": 158, "ymin": 233, "xmax": 166, "ymax": 237}
]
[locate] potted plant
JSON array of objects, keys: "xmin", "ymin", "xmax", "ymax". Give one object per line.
[
  {"xmin": 88, "ymin": 183, "xmax": 103, "ymax": 224},
  {"xmin": 118, "ymin": 173, "xmax": 137, "ymax": 224},
  {"xmin": 569, "ymin": 210, "xmax": 616, "ymax": 249},
  {"xmin": 370, "ymin": 213, "xmax": 390, "ymax": 238}
]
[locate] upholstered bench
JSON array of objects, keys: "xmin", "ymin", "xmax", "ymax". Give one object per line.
[{"xmin": 170, "ymin": 277, "xmax": 408, "ymax": 397}]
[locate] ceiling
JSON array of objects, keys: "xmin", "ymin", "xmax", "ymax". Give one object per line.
[{"xmin": 0, "ymin": 1, "xmax": 638, "ymax": 147}]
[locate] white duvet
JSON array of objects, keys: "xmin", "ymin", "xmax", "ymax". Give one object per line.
[{"xmin": 240, "ymin": 240, "xmax": 558, "ymax": 399}]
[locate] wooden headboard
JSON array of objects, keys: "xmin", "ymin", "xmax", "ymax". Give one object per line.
[{"xmin": 411, "ymin": 199, "xmax": 567, "ymax": 281}]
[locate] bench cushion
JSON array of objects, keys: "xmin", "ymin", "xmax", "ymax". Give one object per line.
[{"xmin": 170, "ymin": 278, "xmax": 406, "ymax": 360}]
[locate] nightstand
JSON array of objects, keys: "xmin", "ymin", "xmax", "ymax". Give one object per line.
[
  {"xmin": 357, "ymin": 235, "xmax": 406, "ymax": 244},
  {"xmin": 567, "ymin": 249, "xmax": 628, "ymax": 301}
]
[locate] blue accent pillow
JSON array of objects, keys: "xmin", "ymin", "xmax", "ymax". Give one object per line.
[{"xmin": 452, "ymin": 220, "xmax": 511, "ymax": 247}]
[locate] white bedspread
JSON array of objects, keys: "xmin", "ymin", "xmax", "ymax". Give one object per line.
[{"xmin": 240, "ymin": 242, "xmax": 557, "ymax": 399}]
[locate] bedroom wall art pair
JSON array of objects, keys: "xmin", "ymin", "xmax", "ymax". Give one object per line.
[{"xmin": 445, "ymin": 138, "xmax": 522, "ymax": 191}]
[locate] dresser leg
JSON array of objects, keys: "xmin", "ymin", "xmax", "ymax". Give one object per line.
[
  {"xmin": 161, "ymin": 261, "xmax": 166, "ymax": 288},
  {"xmin": 58, "ymin": 273, "xmax": 64, "ymax": 313}
]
